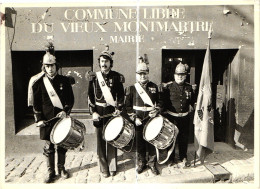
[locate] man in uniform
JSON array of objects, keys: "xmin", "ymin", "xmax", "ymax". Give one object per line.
[
  {"xmin": 32, "ymin": 52, "xmax": 74, "ymax": 183},
  {"xmin": 163, "ymin": 60, "xmax": 196, "ymax": 167},
  {"xmin": 87, "ymin": 48, "xmax": 125, "ymax": 178},
  {"xmin": 125, "ymin": 59, "xmax": 162, "ymax": 175}
]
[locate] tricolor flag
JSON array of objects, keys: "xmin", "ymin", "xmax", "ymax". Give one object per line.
[{"xmin": 193, "ymin": 39, "xmax": 214, "ymax": 163}]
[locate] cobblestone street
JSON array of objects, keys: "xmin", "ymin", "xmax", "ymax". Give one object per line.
[{"xmin": 5, "ymin": 142, "xmax": 254, "ymax": 184}]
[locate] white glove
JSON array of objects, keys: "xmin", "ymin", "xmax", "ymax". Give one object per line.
[
  {"xmin": 37, "ymin": 120, "xmax": 45, "ymax": 126},
  {"xmin": 56, "ymin": 111, "xmax": 66, "ymax": 118},
  {"xmin": 113, "ymin": 109, "xmax": 121, "ymax": 116},
  {"xmin": 92, "ymin": 112, "xmax": 100, "ymax": 121},
  {"xmin": 135, "ymin": 118, "xmax": 142, "ymax": 126},
  {"xmin": 149, "ymin": 109, "xmax": 158, "ymax": 118}
]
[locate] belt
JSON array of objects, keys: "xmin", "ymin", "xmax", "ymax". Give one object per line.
[
  {"xmin": 95, "ymin": 102, "xmax": 112, "ymax": 107},
  {"xmin": 167, "ymin": 110, "xmax": 188, "ymax": 117},
  {"xmin": 133, "ymin": 106, "xmax": 154, "ymax": 111}
]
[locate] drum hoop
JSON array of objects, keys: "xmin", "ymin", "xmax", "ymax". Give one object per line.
[
  {"xmin": 103, "ymin": 116, "xmax": 124, "ymax": 142},
  {"xmin": 150, "ymin": 124, "xmax": 178, "ymax": 150},
  {"xmin": 143, "ymin": 115, "xmax": 164, "ymax": 142},
  {"xmin": 112, "ymin": 121, "xmax": 134, "ymax": 148},
  {"xmin": 50, "ymin": 117, "xmax": 73, "ymax": 145}
]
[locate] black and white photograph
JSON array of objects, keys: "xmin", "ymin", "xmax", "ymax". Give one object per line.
[{"xmin": 0, "ymin": 0, "xmax": 259, "ymax": 188}]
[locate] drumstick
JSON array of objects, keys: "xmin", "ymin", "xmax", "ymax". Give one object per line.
[{"xmin": 36, "ymin": 117, "xmax": 60, "ymax": 127}]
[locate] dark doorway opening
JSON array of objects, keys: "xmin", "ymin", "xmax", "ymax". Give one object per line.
[
  {"xmin": 162, "ymin": 49, "xmax": 238, "ymax": 143},
  {"xmin": 11, "ymin": 50, "xmax": 93, "ymax": 134}
]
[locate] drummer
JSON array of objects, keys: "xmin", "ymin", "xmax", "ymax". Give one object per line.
[
  {"xmin": 32, "ymin": 51, "xmax": 74, "ymax": 183},
  {"xmin": 87, "ymin": 46, "xmax": 125, "ymax": 178},
  {"xmin": 124, "ymin": 57, "xmax": 162, "ymax": 175}
]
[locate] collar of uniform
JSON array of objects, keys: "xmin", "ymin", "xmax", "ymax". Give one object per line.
[
  {"xmin": 101, "ymin": 69, "xmax": 111, "ymax": 77},
  {"xmin": 174, "ymin": 80, "xmax": 185, "ymax": 86},
  {"xmin": 46, "ymin": 72, "xmax": 57, "ymax": 80},
  {"xmin": 138, "ymin": 80, "xmax": 149, "ymax": 88}
]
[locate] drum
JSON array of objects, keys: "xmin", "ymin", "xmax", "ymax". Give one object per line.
[
  {"xmin": 143, "ymin": 115, "xmax": 178, "ymax": 150},
  {"xmin": 50, "ymin": 117, "xmax": 86, "ymax": 150},
  {"xmin": 103, "ymin": 116, "xmax": 135, "ymax": 150}
]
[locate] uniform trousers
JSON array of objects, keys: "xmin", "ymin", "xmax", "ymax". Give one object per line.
[
  {"xmin": 136, "ymin": 120, "xmax": 156, "ymax": 167},
  {"xmin": 165, "ymin": 114, "xmax": 190, "ymax": 161},
  {"xmin": 43, "ymin": 140, "xmax": 67, "ymax": 170},
  {"xmin": 95, "ymin": 117, "xmax": 117, "ymax": 173}
]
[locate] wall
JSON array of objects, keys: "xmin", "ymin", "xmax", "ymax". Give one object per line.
[{"xmin": 4, "ymin": 5, "xmax": 255, "ymax": 150}]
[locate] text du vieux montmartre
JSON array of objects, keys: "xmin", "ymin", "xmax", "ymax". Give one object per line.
[{"xmin": 32, "ymin": 7, "xmax": 212, "ymax": 43}]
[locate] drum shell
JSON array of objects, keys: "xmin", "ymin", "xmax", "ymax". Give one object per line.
[
  {"xmin": 103, "ymin": 116, "xmax": 135, "ymax": 149},
  {"xmin": 143, "ymin": 116, "xmax": 178, "ymax": 150},
  {"xmin": 50, "ymin": 117, "xmax": 86, "ymax": 150}
]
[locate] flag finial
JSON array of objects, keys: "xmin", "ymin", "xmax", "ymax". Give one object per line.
[{"xmin": 208, "ymin": 24, "xmax": 213, "ymax": 39}]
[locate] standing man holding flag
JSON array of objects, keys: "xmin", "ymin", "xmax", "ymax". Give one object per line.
[
  {"xmin": 193, "ymin": 28, "xmax": 214, "ymax": 164},
  {"xmin": 87, "ymin": 46, "xmax": 125, "ymax": 178}
]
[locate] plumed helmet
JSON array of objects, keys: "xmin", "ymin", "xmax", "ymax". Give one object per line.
[
  {"xmin": 136, "ymin": 62, "xmax": 149, "ymax": 74},
  {"xmin": 99, "ymin": 44, "xmax": 114, "ymax": 61},
  {"xmin": 175, "ymin": 62, "xmax": 188, "ymax": 74},
  {"xmin": 42, "ymin": 52, "xmax": 56, "ymax": 64}
]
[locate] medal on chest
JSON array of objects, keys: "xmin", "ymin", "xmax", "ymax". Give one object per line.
[
  {"xmin": 109, "ymin": 79, "xmax": 113, "ymax": 87},
  {"xmin": 60, "ymin": 83, "xmax": 63, "ymax": 90},
  {"xmin": 185, "ymin": 90, "xmax": 191, "ymax": 99},
  {"xmin": 149, "ymin": 87, "xmax": 156, "ymax": 93}
]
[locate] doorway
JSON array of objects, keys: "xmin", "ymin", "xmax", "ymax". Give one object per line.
[
  {"xmin": 11, "ymin": 50, "xmax": 93, "ymax": 134},
  {"xmin": 162, "ymin": 49, "xmax": 238, "ymax": 143}
]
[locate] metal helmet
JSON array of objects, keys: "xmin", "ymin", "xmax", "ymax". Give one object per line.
[
  {"xmin": 99, "ymin": 44, "xmax": 114, "ymax": 61},
  {"xmin": 42, "ymin": 52, "xmax": 56, "ymax": 64},
  {"xmin": 136, "ymin": 62, "xmax": 149, "ymax": 74},
  {"xmin": 175, "ymin": 62, "xmax": 188, "ymax": 74}
]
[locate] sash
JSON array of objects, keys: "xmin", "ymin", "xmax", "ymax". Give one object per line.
[
  {"xmin": 43, "ymin": 76, "xmax": 63, "ymax": 109},
  {"xmin": 96, "ymin": 71, "xmax": 116, "ymax": 107},
  {"xmin": 134, "ymin": 82, "xmax": 154, "ymax": 107}
]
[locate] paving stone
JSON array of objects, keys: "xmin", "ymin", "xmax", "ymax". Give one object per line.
[
  {"xmin": 74, "ymin": 152, "xmax": 93, "ymax": 183},
  {"xmin": 5, "ymin": 158, "xmax": 14, "ymax": 167},
  {"xmin": 4, "ymin": 142, "xmax": 255, "ymax": 184},
  {"xmin": 5, "ymin": 158, "xmax": 25, "ymax": 181}
]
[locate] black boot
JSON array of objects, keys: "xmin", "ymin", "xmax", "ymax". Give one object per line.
[
  {"xmin": 44, "ymin": 153, "xmax": 56, "ymax": 183},
  {"xmin": 57, "ymin": 151, "xmax": 69, "ymax": 179}
]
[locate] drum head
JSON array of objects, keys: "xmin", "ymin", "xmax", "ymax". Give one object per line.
[
  {"xmin": 52, "ymin": 117, "xmax": 71, "ymax": 144},
  {"xmin": 104, "ymin": 117, "xmax": 123, "ymax": 141},
  {"xmin": 144, "ymin": 116, "xmax": 163, "ymax": 141}
]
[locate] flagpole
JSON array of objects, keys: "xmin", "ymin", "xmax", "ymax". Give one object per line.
[{"xmin": 193, "ymin": 24, "xmax": 213, "ymax": 166}]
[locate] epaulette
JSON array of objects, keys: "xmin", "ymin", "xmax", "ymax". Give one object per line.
[
  {"xmin": 159, "ymin": 81, "xmax": 173, "ymax": 90},
  {"xmin": 185, "ymin": 82, "xmax": 191, "ymax": 86},
  {"xmin": 157, "ymin": 84, "xmax": 164, "ymax": 92},
  {"xmin": 125, "ymin": 86, "xmax": 131, "ymax": 95},
  {"xmin": 119, "ymin": 74, "xmax": 125, "ymax": 83},
  {"xmin": 85, "ymin": 71, "xmax": 96, "ymax": 81}
]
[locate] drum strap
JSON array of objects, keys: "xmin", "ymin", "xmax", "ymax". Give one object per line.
[
  {"xmin": 96, "ymin": 71, "xmax": 116, "ymax": 107},
  {"xmin": 134, "ymin": 83, "xmax": 154, "ymax": 107},
  {"xmin": 43, "ymin": 76, "xmax": 63, "ymax": 109},
  {"xmin": 156, "ymin": 127, "xmax": 179, "ymax": 165}
]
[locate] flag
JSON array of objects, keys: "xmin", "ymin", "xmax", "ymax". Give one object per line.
[{"xmin": 193, "ymin": 40, "xmax": 214, "ymax": 162}]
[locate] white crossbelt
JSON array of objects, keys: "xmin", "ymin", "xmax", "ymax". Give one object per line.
[
  {"xmin": 95, "ymin": 102, "xmax": 112, "ymax": 107},
  {"xmin": 43, "ymin": 76, "xmax": 63, "ymax": 109},
  {"xmin": 166, "ymin": 110, "xmax": 188, "ymax": 117},
  {"xmin": 96, "ymin": 71, "xmax": 116, "ymax": 107},
  {"xmin": 133, "ymin": 106, "xmax": 154, "ymax": 111}
]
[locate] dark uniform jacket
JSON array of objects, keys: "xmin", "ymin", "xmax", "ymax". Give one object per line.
[
  {"xmin": 87, "ymin": 70, "xmax": 125, "ymax": 127},
  {"xmin": 163, "ymin": 81, "xmax": 196, "ymax": 113},
  {"xmin": 32, "ymin": 74, "xmax": 74, "ymax": 140},
  {"xmin": 125, "ymin": 81, "xmax": 162, "ymax": 121}
]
